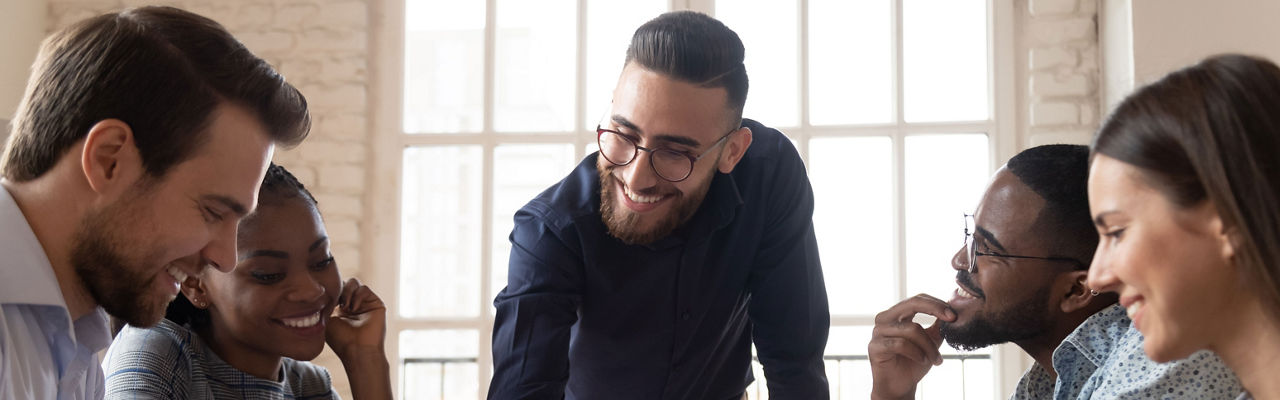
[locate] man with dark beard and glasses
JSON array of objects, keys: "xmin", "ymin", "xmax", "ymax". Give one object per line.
[
  {"xmin": 867, "ymin": 145, "xmax": 1240, "ymax": 399},
  {"xmin": 489, "ymin": 11, "xmax": 829, "ymax": 400},
  {"xmin": 0, "ymin": 6, "xmax": 308, "ymax": 399}
]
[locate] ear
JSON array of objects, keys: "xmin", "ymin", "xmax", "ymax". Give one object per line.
[
  {"xmin": 1059, "ymin": 270, "xmax": 1096, "ymax": 314},
  {"xmin": 80, "ymin": 119, "xmax": 145, "ymax": 196},
  {"xmin": 180, "ymin": 276, "xmax": 212, "ymax": 309},
  {"xmin": 716, "ymin": 126, "xmax": 753, "ymax": 174}
]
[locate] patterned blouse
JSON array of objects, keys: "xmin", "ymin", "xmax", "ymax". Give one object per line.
[
  {"xmin": 103, "ymin": 319, "xmax": 339, "ymax": 399},
  {"xmin": 1013, "ymin": 304, "xmax": 1243, "ymax": 399}
]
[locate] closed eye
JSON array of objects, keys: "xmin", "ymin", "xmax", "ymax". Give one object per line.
[
  {"xmin": 251, "ymin": 271, "xmax": 285, "ymax": 284},
  {"xmin": 202, "ymin": 206, "xmax": 225, "ymax": 223},
  {"xmin": 310, "ymin": 256, "xmax": 336, "ymax": 271}
]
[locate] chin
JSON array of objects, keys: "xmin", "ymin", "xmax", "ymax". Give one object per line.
[{"xmin": 281, "ymin": 341, "xmax": 327, "ymax": 362}]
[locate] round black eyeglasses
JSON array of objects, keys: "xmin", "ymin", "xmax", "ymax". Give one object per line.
[{"xmin": 596, "ymin": 126, "xmax": 735, "ymax": 182}]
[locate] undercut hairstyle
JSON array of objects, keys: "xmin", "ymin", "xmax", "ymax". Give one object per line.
[
  {"xmin": 625, "ymin": 11, "xmax": 749, "ymax": 128},
  {"xmin": 2, "ymin": 6, "xmax": 309, "ymax": 182},
  {"xmin": 1006, "ymin": 144, "xmax": 1098, "ymax": 267},
  {"xmin": 1093, "ymin": 54, "xmax": 1280, "ymax": 321},
  {"xmin": 164, "ymin": 163, "xmax": 318, "ymax": 329}
]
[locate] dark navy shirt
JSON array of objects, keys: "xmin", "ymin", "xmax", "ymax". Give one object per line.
[{"xmin": 489, "ymin": 120, "xmax": 830, "ymax": 400}]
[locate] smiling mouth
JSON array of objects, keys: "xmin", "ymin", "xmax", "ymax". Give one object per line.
[
  {"xmin": 280, "ymin": 312, "xmax": 322, "ymax": 328},
  {"xmin": 624, "ymin": 187, "xmax": 664, "ymax": 204}
]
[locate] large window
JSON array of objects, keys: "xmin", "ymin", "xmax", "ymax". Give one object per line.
[{"xmin": 374, "ymin": 0, "xmax": 1016, "ymax": 398}]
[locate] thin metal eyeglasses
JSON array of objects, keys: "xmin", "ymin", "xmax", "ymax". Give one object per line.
[
  {"xmin": 596, "ymin": 125, "xmax": 736, "ymax": 182},
  {"xmin": 963, "ymin": 213, "xmax": 1085, "ymax": 273}
]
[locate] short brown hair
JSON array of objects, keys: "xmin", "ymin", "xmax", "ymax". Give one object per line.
[
  {"xmin": 1093, "ymin": 54, "xmax": 1280, "ymax": 320},
  {"xmin": 2, "ymin": 6, "xmax": 309, "ymax": 182}
]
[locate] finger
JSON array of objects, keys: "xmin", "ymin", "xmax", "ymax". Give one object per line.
[
  {"xmin": 874, "ymin": 322, "xmax": 944, "ymax": 365},
  {"xmin": 873, "ymin": 294, "xmax": 957, "ymax": 325},
  {"xmin": 869, "ymin": 336, "xmax": 931, "ymax": 365},
  {"xmin": 338, "ymin": 278, "xmax": 361, "ymax": 311},
  {"xmin": 345, "ymin": 285, "xmax": 386, "ymax": 315}
]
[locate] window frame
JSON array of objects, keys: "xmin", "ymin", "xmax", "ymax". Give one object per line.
[{"xmin": 369, "ymin": 0, "xmax": 1024, "ymax": 397}]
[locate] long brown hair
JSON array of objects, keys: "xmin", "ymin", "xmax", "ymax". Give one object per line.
[{"xmin": 1092, "ymin": 54, "xmax": 1280, "ymax": 320}]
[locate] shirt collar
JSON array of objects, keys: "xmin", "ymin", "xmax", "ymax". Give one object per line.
[
  {"xmin": 0, "ymin": 184, "xmax": 111, "ymax": 352},
  {"xmin": 0, "ymin": 184, "xmax": 67, "ymax": 307},
  {"xmin": 1055, "ymin": 303, "xmax": 1131, "ymax": 368},
  {"xmin": 642, "ymin": 171, "xmax": 744, "ymax": 250}
]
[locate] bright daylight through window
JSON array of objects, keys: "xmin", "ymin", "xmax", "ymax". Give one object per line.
[{"xmin": 393, "ymin": 0, "xmax": 1000, "ymax": 398}]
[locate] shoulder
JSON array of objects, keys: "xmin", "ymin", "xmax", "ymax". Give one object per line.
[
  {"xmin": 738, "ymin": 119, "xmax": 800, "ymax": 166},
  {"xmin": 1087, "ymin": 320, "xmax": 1244, "ymax": 397},
  {"xmin": 103, "ymin": 320, "xmax": 200, "ymax": 397},
  {"xmin": 281, "ymin": 358, "xmax": 337, "ymax": 399},
  {"xmin": 518, "ymin": 154, "xmax": 602, "ymax": 229},
  {"xmin": 105, "ymin": 319, "xmax": 195, "ymax": 365}
]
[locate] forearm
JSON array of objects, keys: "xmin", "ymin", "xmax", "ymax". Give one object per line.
[{"xmin": 339, "ymin": 346, "xmax": 393, "ymax": 400}]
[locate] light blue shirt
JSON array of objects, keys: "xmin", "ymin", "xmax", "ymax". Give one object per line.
[
  {"xmin": 1014, "ymin": 303, "xmax": 1242, "ymax": 399},
  {"xmin": 0, "ymin": 185, "xmax": 111, "ymax": 400}
]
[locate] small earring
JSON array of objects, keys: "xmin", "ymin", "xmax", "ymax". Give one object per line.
[{"xmin": 1089, "ymin": 289, "xmax": 1099, "ymax": 297}]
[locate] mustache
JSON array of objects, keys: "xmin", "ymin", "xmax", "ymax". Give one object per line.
[{"xmin": 956, "ymin": 270, "xmax": 985, "ymax": 299}]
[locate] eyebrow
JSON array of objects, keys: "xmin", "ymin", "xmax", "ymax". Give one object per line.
[
  {"xmin": 973, "ymin": 226, "xmax": 1009, "ymax": 252},
  {"xmin": 610, "ymin": 115, "xmax": 702, "ymax": 148},
  {"xmin": 310, "ymin": 237, "xmax": 329, "ymax": 252},
  {"xmin": 241, "ymin": 249, "xmax": 287, "ymax": 262},
  {"xmin": 239, "ymin": 237, "xmax": 329, "ymax": 262},
  {"xmin": 1093, "ymin": 210, "xmax": 1119, "ymax": 227},
  {"xmin": 203, "ymin": 195, "xmax": 250, "ymax": 217}
]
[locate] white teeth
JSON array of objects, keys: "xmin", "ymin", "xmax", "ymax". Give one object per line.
[
  {"xmin": 1126, "ymin": 300, "xmax": 1144, "ymax": 319},
  {"xmin": 281, "ymin": 313, "xmax": 321, "ymax": 328},
  {"xmin": 956, "ymin": 285, "xmax": 977, "ymax": 299},
  {"xmin": 167, "ymin": 267, "xmax": 189, "ymax": 285},
  {"xmin": 625, "ymin": 188, "xmax": 662, "ymax": 204}
]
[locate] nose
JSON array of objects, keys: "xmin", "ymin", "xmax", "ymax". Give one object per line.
[
  {"xmin": 620, "ymin": 149, "xmax": 660, "ymax": 191},
  {"xmin": 202, "ymin": 222, "xmax": 238, "ymax": 273},
  {"xmin": 286, "ymin": 270, "xmax": 327, "ymax": 303},
  {"xmin": 1086, "ymin": 246, "xmax": 1119, "ymax": 293},
  {"xmin": 950, "ymin": 246, "xmax": 969, "ymax": 272}
]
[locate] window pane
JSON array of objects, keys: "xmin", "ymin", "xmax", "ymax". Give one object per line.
[
  {"xmin": 903, "ymin": 0, "xmax": 988, "ymax": 122},
  {"xmin": 584, "ymin": 0, "xmax": 668, "ymax": 129},
  {"xmin": 404, "ymin": 0, "xmax": 485, "ymax": 133},
  {"xmin": 716, "ymin": 0, "xmax": 799, "ymax": 127},
  {"xmin": 491, "ymin": 144, "xmax": 577, "ymax": 311},
  {"xmin": 400, "ymin": 330, "xmax": 480, "ymax": 400},
  {"xmin": 810, "ymin": 137, "xmax": 894, "ymax": 316},
  {"xmin": 808, "ymin": 0, "xmax": 892, "ymax": 125},
  {"xmin": 400, "ymin": 146, "xmax": 483, "ymax": 318},
  {"xmin": 494, "ymin": 0, "xmax": 576, "ymax": 132},
  {"xmin": 826, "ymin": 326, "xmax": 873, "ymax": 400},
  {"xmin": 918, "ymin": 357, "xmax": 993, "ymax": 399},
  {"xmin": 904, "ymin": 134, "xmax": 989, "ymax": 306}
]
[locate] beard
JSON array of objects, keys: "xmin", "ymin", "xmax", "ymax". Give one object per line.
[
  {"xmin": 70, "ymin": 195, "xmax": 172, "ymax": 328},
  {"xmin": 598, "ymin": 161, "xmax": 716, "ymax": 246},
  {"xmin": 937, "ymin": 271, "xmax": 1052, "ymax": 351}
]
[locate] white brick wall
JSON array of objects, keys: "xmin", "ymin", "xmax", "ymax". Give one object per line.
[
  {"xmin": 45, "ymin": 1, "xmax": 372, "ymax": 397},
  {"xmin": 1020, "ymin": 0, "xmax": 1102, "ymax": 148}
]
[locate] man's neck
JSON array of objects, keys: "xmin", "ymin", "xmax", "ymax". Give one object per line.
[
  {"xmin": 2, "ymin": 178, "xmax": 97, "ymax": 319},
  {"xmin": 1214, "ymin": 299, "xmax": 1280, "ymax": 398},
  {"xmin": 1014, "ymin": 333, "xmax": 1069, "ymax": 378}
]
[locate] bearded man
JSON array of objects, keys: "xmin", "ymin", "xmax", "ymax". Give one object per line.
[
  {"xmin": 868, "ymin": 145, "xmax": 1241, "ymax": 399},
  {"xmin": 488, "ymin": 11, "xmax": 829, "ymax": 400}
]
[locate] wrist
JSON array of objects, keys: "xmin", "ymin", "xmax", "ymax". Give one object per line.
[{"xmin": 337, "ymin": 345, "xmax": 388, "ymax": 367}]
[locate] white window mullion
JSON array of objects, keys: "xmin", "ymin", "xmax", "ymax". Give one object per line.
[
  {"xmin": 796, "ymin": 0, "xmax": 811, "ymax": 164},
  {"xmin": 892, "ymin": 0, "xmax": 909, "ymax": 302}
]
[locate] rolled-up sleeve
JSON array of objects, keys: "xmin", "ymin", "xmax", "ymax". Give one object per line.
[{"xmin": 488, "ymin": 204, "xmax": 584, "ymax": 399}]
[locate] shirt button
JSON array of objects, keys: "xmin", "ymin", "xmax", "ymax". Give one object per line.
[{"xmin": 681, "ymin": 312, "xmax": 691, "ymax": 320}]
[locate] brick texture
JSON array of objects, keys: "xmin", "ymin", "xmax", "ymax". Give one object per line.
[
  {"xmin": 46, "ymin": 1, "xmax": 371, "ymax": 397},
  {"xmin": 1020, "ymin": 0, "xmax": 1102, "ymax": 146}
]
